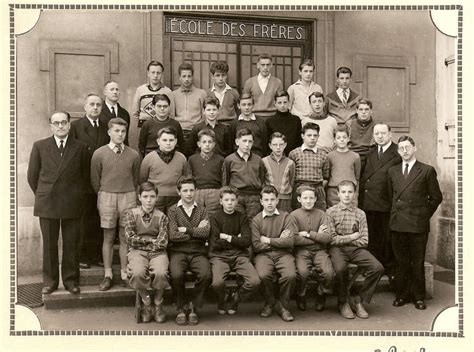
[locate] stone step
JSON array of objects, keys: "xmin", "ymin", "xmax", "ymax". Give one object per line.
[{"xmin": 79, "ymin": 266, "xmax": 123, "ymax": 286}]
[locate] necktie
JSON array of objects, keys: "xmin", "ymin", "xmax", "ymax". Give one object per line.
[
  {"xmin": 378, "ymin": 146, "xmax": 383, "ymax": 159},
  {"xmin": 93, "ymin": 119, "xmax": 98, "ymax": 128},
  {"xmin": 403, "ymin": 163, "xmax": 409, "ymax": 179},
  {"xmin": 115, "ymin": 144, "xmax": 122, "ymax": 154},
  {"xmin": 59, "ymin": 139, "xmax": 64, "ymax": 156},
  {"xmin": 111, "ymin": 106, "xmax": 116, "ymax": 117},
  {"xmin": 342, "ymin": 89, "xmax": 348, "ymax": 103}
]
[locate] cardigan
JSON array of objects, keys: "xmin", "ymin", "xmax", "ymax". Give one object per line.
[{"xmin": 242, "ymin": 75, "xmax": 283, "ymax": 117}]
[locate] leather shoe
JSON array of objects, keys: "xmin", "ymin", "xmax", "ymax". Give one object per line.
[
  {"xmin": 79, "ymin": 262, "xmax": 90, "ymax": 269},
  {"xmin": 154, "ymin": 304, "xmax": 166, "ymax": 323},
  {"xmin": 296, "ymin": 295, "xmax": 307, "ymax": 311},
  {"xmin": 314, "ymin": 292, "xmax": 326, "ymax": 312},
  {"xmin": 414, "ymin": 300, "xmax": 426, "ymax": 310},
  {"xmin": 392, "ymin": 298, "xmax": 406, "ymax": 307},
  {"xmin": 99, "ymin": 276, "xmax": 113, "ymax": 291},
  {"xmin": 352, "ymin": 302, "xmax": 369, "ymax": 319},
  {"xmin": 227, "ymin": 291, "xmax": 239, "ymax": 315},
  {"xmin": 339, "ymin": 303, "xmax": 355, "ymax": 319},
  {"xmin": 275, "ymin": 303, "xmax": 294, "ymax": 322},
  {"xmin": 175, "ymin": 309, "xmax": 187, "ymax": 325},
  {"xmin": 66, "ymin": 286, "xmax": 80, "ymax": 294},
  {"xmin": 188, "ymin": 307, "xmax": 199, "ymax": 325},
  {"xmin": 141, "ymin": 304, "xmax": 154, "ymax": 323},
  {"xmin": 41, "ymin": 286, "xmax": 56, "ymax": 294},
  {"xmin": 260, "ymin": 304, "xmax": 273, "ymax": 318}
]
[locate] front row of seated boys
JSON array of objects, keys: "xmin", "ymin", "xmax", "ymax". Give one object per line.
[{"xmin": 125, "ymin": 176, "xmax": 383, "ymax": 325}]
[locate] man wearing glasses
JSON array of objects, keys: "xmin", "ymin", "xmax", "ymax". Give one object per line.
[{"xmin": 27, "ymin": 111, "xmax": 90, "ymax": 295}]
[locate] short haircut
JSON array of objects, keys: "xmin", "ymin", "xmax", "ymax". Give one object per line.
[
  {"xmin": 202, "ymin": 96, "xmax": 220, "ymax": 109},
  {"xmin": 108, "ymin": 117, "xmax": 128, "ymax": 129},
  {"xmin": 147, "ymin": 60, "xmax": 164, "ymax": 71},
  {"xmin": 336, "ymin": 66, "xmax": 352, "ymax": 77},
  {"xmin": 210, "ymin": 61, "xmax": 229, "ymax": 74},
  {"xmin": 219, "ymin": 185, "xmax": 238, "ymax": 198},
  {"xmin": 235, "ymin": 127, "xmax": 253, "ymax": 139},
  {"xmin": 374, "ymin": 122, "xmax": 392, "ymax": 131},
  {"xmin": 308, "ymin": 91, "xmax": 325, "ymax": 103},
  {"xmin": 337, "ymin": 180, "xmax": 356, "ymax": 191},
  {"xmin": 299, "ymin": 59, "xmax": 315, "ymax": 70},
  {"xmin": 296, "ymin": 184, "xmax": 316, "ymax": 197},
  {"xmin": 85, "ymin": 93, "xmax": 102, "ymax": 103},
  {"xmin": 176, "ymin": 175, "xmax": 197, "ymax": 190},
  {"xmin": 302, "ymin": 122, "xmax": 320, "ymax": 134},
  {"xmin": 157, "ymin": 126, "xmax": 177, "ymax": 139},
  {"xmin": 258, "ymin": 53, "xmax": 272, "ymax": 62},
  {"xmin": 138, "ymin": 181, "xmax": 158, "ymax": 196},
  {"xmin": 178, "ymin": 62, "xmax": 194, "ymax": 75},
  {"xmin": 269, "ymin": 132, "xmax": 287, "ymax": 143},
  {"xmin": 357, "ymin": 99, "xmax": 373, "ymax": 109},
  {"xmin": 333, "ymin": 125, "xmax": 349, "ymax": 138},
  {"xmin": 239, "ymin": 93, "xmax": 254, "ymax": 104},
  {"xmin": 49, "ymin": 111, "xmax": 71, "ymax": 123},
  {"xmin": 261, "ymin": 185, "xmax": 278, "ymax": 198},
  {"xmin": 103, "ymin": 80, "xmax": 118, "ymax": 88},
  {"xmin": 274, "ymin": 90, "xmax": 290, "ymax": 101},
  {"xmin": 197, "ymin": 128, "xmax": 216, "ymax": 142},
  {"xmin": 152, "ymin": 93, "xmax": 171, "ymax": 106},
  {"xmin": 398, "ymin": 135, "xmax": 416, "ymax": 146}
]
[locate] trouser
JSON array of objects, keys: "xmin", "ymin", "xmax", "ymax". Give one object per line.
[
  {"xmin": 195, "ymin": 188, "xmax": 221, "ymax": 215},
  {"xmin": 366, "ymin": 211, "xmax": 394, "ymax": 274},
  {"xmin": 127, "ymin": 250, "xmax": 170, "ymax": 291},
  {"xmin": 295, "ymin": 248, "xmax": 334, "ymax": 296},
  {"xmin": 156, "ymin": 196, "xmax": 180, "ymax": 215},
  {"xmin": 292, "ymin": 182, "xmax": 326, "ymax": 211},
  {"xmin": 236, "ymin": 193, "xmax": 262, "ymax": 221},
  {"xmin": 277, "ymin": 198, "xmax": 293, "ymax": 214},
  {"xmin": 78, "ymin": 193, "xmax": 102, "ymax": 265}
]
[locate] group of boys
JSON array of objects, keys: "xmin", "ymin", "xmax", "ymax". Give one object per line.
[{"xmin": 27, "ymin": 53, "xmax": 442, "ymax": 327}]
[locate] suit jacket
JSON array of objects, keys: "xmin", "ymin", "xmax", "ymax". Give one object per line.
[
  {"xmin": 27, "ymin": 136, "xmax": 89, "ymax": 219},
  {"xmin": 326, "ymin": 89, "xmax": 361, "ymax": 124},
  {"xmin": 69, "ymin": 115, "xmax": 110, "ymax": 157},
  {"xmin": 99, "ymin": 103, "xmax": 131, "ymax": 145},
  {"xmin": 359, "ymin": 142, "xmax": 401, "ymax": 212},
  {"xmin": 388, "ymin": 160, "xmax": 443, "ymax": 233}
]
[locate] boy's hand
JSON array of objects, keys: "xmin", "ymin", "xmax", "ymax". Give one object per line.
[
  {"xmin": 178, "ymin": 227, "xmax": 187, "ymax": 233},
  {"xmin": 198, "ymin": 219, "xmax": 209, "ymax": 228},
  {"xmin": 219, "ymin": 233, "xmax": 231, "ymax": 242},
  {"xmin": 280, "ymin": 229, "xmax": 291, "ymax": 238},
  {"xmin": 260, "ymin": 236, "xmax": 271, "ymax": 244},
  {"xmin": 318, "ymin": 224, "xmax": 328, "ymax": 233},
  {"xmin": 298, "ymin": 231, "xmax": 309, "ymax": 238}
]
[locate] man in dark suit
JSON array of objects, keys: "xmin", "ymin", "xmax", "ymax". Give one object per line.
[
  {"xmin": 99, "ymin": 80, "xmax": 131, "ymax": 146},
  {"xmin": 388, "ymin": 135, "xmax": 442, "ymax": 310},
  {"xmin": 27, "ymin": 111, "xmax": 89, "ymax": 294},
  {"xmin": 70, "ymin": 94, "xmax": 110, "ymax": 269},
  {"xmin": 359, "ymin": 123, "xmax": 401, "ymax": 279}
]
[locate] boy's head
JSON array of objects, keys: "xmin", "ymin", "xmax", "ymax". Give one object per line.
[
  {"xmin": 334, "ymin": 125, "xmax": 349, "ymax": 150},
  {"xmin": 299, "ymin": 59, "xmax": 315, "ymax": 83},
  {"xmin": 296, "ymin": 185, "xmax": 317, "ymax": 210},
  {"xmin": 210, "ymin": 61, "xmax": 229, "ymax": 89},
  {"xmin": 219, "ymin": 186, "xmax": 238, "ymax": 214},
  {"xmin": 178, "ymin": 62, "xmax": 194, "ymax": 89},
  {"xmin": 107, "ymin": 117, "xmax": 128, "ymax": 145},
  {"xmin": 197, "ymin": 128, "xmax": 216, "ymax": 154},
  {"xmin": 176, "ymin": 176, "xmax": 197, "ymax": 204},
  {"xmin": 301, "ymin": 122, "xmax": 320, "ymax": 148},
  {"xmin": 238, "ymin": 93, "xmax": 254, "ymax": 117},
  {"xmin": 138, "ymin": 182, "xmax": 159, "ymax": 212},
  {"xmin": 373, "ymin": 123, "xmax": 392, "ymax": 147},
  {"xmin": 337, "ymin": 180, "xmax": 356, "ymax": 205},
  {"xmin": 147, "ymin": 60, "xmax": 164, "ymax": 87},
  {"xmin": 308, "ymin": 92, "xmax": 325, "ymax": 115},
  {"xmin": 202, "ymin": 96, "xmax": 220, "ymax": 123},
  {"xmin": 235, "ymin": 127, "xmax": 254, "ymax": 154},
  {"xmin": 356, "ymin": 99, "xmax": 373, "ymax": 122},
  {"xmin": 156, "ymin": 126, "xmax": 178, "ymax": 153},
  {"xmin": 260, "ymin": 185, "xmax": 279, "ymax": 213},
  {"xmin": 152, "ymin": 94, "xmax": 171, "ymax": 120},
  {"xmin": 397, "ymin": 135, "xmax": 417, "ymax": 162},
  {"xmin": 274, "ymin": 90, "xmax": 290, "ymax": 113},
  {"xmin": 257, "ymin": 53, "xmax": 273, "ymax": 78},
  {"xmin": 336, "ymin": 66, "xmax": 352, "ymax": 90},
  {"xmin": 268, "ymin": 132, "xmax": 287, "ymax": 158}
]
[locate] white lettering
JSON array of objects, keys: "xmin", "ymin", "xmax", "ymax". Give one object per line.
[
  {"xmin": 279, "ymin": 25, "xmax": 286, "ymax": 39},
  {"xmin": 239, "ymin": 23, "xmax": 246, "ymax": 36},
  {"xmin": 230, "ymin": 22, "xmax": 239, "ymax": 36},
  {"xmin": 170, "ymin": 18, "xmax": 179, "ymax": 33},
  {"xmin": 222, "ymin": 22, "xmax": 230, "ymax": 36},
  {"xmin": 198, "ymin": 21, "xmax": 206, "ymax": 35},
  {"xmin": 207, "ymin": 21, "xmax": 214, "ymax": 35},
  {"xmin": 179, "ymin": 20, "xmax": 187, "ymax": 33},
  {"xmin": 253, "ymin": 24, "xmax": 261, "ymax": 37},
  {"xmin": 270, "ymin": 24, "xmax": 278, "ymax": 38},
  {"xmin": 262, "ymin": 24, "xmax": 269, "ymax": 38},
  {"xmin": 287, "ymin": 26, "xmax": 294, "ymax": 39},
  {"xmin": 188, "ymin": 20, "xmax": 197, "ymax": 34},
  {"xmin": 296, "ymin": 26, "xmax": 304, "ymax": 40}
]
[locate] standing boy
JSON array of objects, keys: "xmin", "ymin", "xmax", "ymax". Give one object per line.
[
  {"xmin": 288, "ymin": 59, "xmax": 323, "ymax": 121},
  {"xmin": 265, "ymin": 90, "xmax": 303, "ymax": 155},
  {"xmin": 167, "ymin": 176, "xmax": 211, "ymax": 326},
  {"xmin": 187, "ymin": 129, "xmax": 225, "ymax": 215},
  {"xmin": 388, "ymin": 136, "xmax": 442, "ymax": 310},
  {"xmin": 125, "ymin": 182, "xmax": 170, "ymax": 323},
  {"xmin": 90, "ymin": 118, "xmax": 141, "ymax": 291},
  {"xmin": 209, "ymin": 186, "xmax": 260, "ymax": 315},
  {"xmin": 207, "ymin": 61, "xmax": 240, "ymax": 124},
  {"xmin": 262, "ymin": 132, "xmax": 296, "ymax": 213},
  {"xmin": 243, "ymin": 53, "xmax": 283, "ymax": 121},
  {"xmin": 327, "ymin": 180, "xmax": 384, "ymax": 319},
  {"xmin": 222, "ymin": 128, "xmax": 265, "ymax": 220}
]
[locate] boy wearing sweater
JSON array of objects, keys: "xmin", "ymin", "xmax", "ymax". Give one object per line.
[
  {"xmin": 243, "ymin": 53, "xmax": 283, "ymax": 121},
  {"xmin": 265, "ymin": 90, "xmax": 303, "ymax": 155},
  {"xmin": 209, "ymin": 186, "xmax": 260, "ymax": 315},
  {"xmin": 125, "ymin": 182, "xmax": 169, "ymax": 323},
  {"xmin": 138, "ymin": 93, "xmax": 184, "ymax": 158},
  {"xmin": 290, "ymin": 185, "xmax": 334, "ymax": 312},
  {"xmin": 187, "ymin": 129, "xmax": 224, "ymax": 215},
  {"xmin": 262, "ymin": 132, "xmax": 295, "ymax": 213},
  {"xmin": 326, "ymin": 126, "xmax": 361, "ymax": 207},
  {"xmin": 90, "ymin": 118, "xmax": 141, "ymax": 291},
  {"xmin": 167, "ymin": 176, "xmax": 211, "ymax": 326},
  {"xmin": 223, "ymin": 127, "xmax": 266, "ymax": 221},
  {"xmin": 327, "ymin": 180, "xmax": 384, "ymax": 319},
  {"xmin": 251, "ymin": 185, "xmax": 296, "ymax": 322},
  {"xmin": 140, "ymin": 127, "xmax": 187, "ymax": 214}
]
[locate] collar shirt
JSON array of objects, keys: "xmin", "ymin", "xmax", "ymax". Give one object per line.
[
  {"xmin": 262, "ymin": 208, "xmax": 280, "ymax": 219},
  {"xmin": 380, "ymin": 140, "xmax": 392, "ymax": 153},
  {"xmin": 238, "ymin": 113, "xmax": 256, "ymax": 121},
  {"xmin": 86, "ymin": 115, "xmax": 100, "ymax": 127},
  {"xmin": 108, "ymin": 141, "xmax": 125, "ymax": 153},
  {"xmin": 336, "ymin": 87, "xmax": 350, "ymax": 103},
  {"xmin": 106, "ymin": 102, "xmax": 118, "ymax": 116},
  {"xmin": 54, "ymin": 135, "xmax": 69, "ymax": 148},
  {"xmin": 211, "ymin": 84, "xmax": 232, "ymax": 106},
  {"xmin": 177, "ymin": 200, "xmax": 198, "ymax": 217},
  {"xmin": 257, "ymin": 73, "xmax": 271, "ymax": 94},
  {"xmin": 301, "ymin": 144, "xmax": 319, "ymax": 153},
  {"xmin": 402, "ymin": 158, "xmax": 417, "ymax": 174},
  {"xmin": 237, "ymin": 149, "xmax": 250, "ymax": 161}
]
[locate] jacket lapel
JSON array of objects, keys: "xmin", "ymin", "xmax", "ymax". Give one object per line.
[
  {"xmin": 48, "ymin": 137, "xmax": 62, "ymax": 167},
  {"xmin": 397, "ymin": 161, "xmax": 423, "ymax": 197},
  {"xmin": 53, "ymin": 137, "xmax": 79, "ymax": 183}
]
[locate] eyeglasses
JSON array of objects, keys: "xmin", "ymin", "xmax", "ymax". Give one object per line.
[
  {"xmin": 398, "ymin": 146, "xmax": 413, "ymax": 152},
  {"xmin": 51, "ymin": 120, "xmax": 69, "ymax": 127}
]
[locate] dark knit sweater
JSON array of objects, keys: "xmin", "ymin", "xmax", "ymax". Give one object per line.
[
  {"xmin": 138, "ymin": 117, "xmax": 184, "ymax": 157},
  {"xmin": 265, "ymin": 111, "xmax": 303, "ymax": 155},
  {"xmin": 222, "ymin": 152, "xmax": 265, "ymax": 194},
  {"xmin": 208, "ymin": 209, "xmax": 251, "ymax": 257},
  {"xmin": 187, "ymin": 153, "xmax": 224, "ymax": 190},
  {"xmin": 188, "ymin": 121, "xmax": 233, "ymax": 157}
]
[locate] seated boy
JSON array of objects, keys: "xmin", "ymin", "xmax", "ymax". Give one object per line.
[
  {"xmin": 188, "ymin": 96, "xmax": 233, "ymax": 157},
  {"xmin": 223, "ymin": 127, "xmax": 265, "ymax": 220},
  {"xmin": 125, "ymin": 182, "xmax": 170, "ymax": 323},
  {"xmin": 167, "ymin": 176, "xmax": 211, "ymax": 326},
  {"xmin": 251, "ymin": 185, "xmax": 296, "ymax": 322},
  {"xmin": 265, "ymin": 90, "xmax": 303, "ymax": 155},
  {"xmin": 187, "ymin": 129, "xmax": 224, "ymax": 215},
  {"xmin": 262, "ymin": 132, "xmax": 295, "ymax": 213},
  {"xmin": 290, "ymin": 185, "xmax": 334, "ymax": 312},
  {"xmin": 209, "ymin": 186, "xmax": 260, "ymax": 315},
  {"xmin": 327, "ymin": 180, "xmax": 384, "ymax": 319}
]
